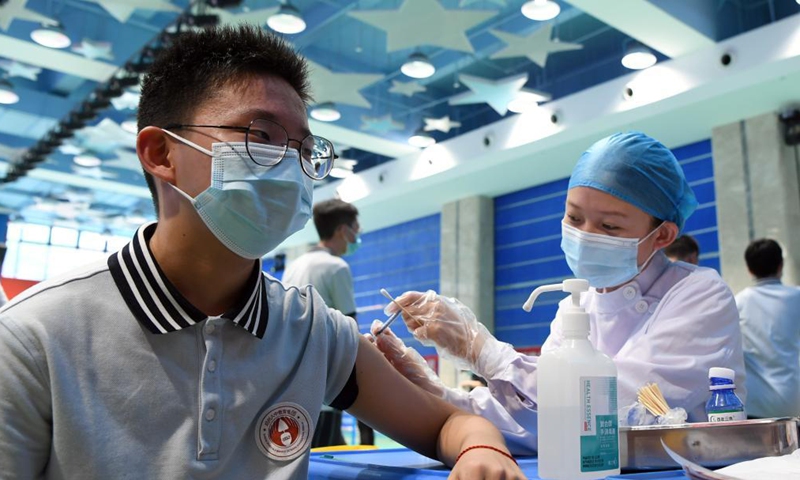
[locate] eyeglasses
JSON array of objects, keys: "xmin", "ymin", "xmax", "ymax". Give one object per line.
[{"xmin": 163, "ymin": 118, "xmax": 337, "ymax": 180}]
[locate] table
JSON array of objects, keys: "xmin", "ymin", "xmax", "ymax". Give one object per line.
[{"xmin": 308, "ymin": 448, "xmax": 689, "ymax": 479}]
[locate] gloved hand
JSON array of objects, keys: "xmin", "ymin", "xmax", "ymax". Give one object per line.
[
  {"xmin": 385, "ymin": 290, "xmax": 497, "ymax": 372},
  {"xmin": 368, "ymin": 320, "xmax": 447, "ymax": 398}
]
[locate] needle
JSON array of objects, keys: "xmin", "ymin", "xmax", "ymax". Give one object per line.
[{"xmin": 373, "ymin": 288, "xmax": 415, "ymax": 336}]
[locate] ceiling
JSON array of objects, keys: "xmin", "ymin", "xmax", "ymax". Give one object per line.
[{"xmin": 0, "ymin": 0, "xmax": 798, "ymax": 238}]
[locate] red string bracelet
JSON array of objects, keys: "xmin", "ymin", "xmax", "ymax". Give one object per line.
[{"xmin": 455, "ymin": 445, "xmax": 517, "ymax": 465}]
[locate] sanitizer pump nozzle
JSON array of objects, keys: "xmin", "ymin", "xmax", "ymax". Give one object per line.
[
  {"xmin": 523, "ymin": 279, "xmax": 590, "ymax": 339},
  {"xmin": 523, "ymin": 279, "xmax": 589, "ymax": 312}
]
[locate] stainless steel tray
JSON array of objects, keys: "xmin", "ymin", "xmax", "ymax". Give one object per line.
[{"xmin": 620, "ymin": 417, "xmax": 799, "ymax": 471}]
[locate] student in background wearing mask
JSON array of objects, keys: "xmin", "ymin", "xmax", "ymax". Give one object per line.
[
  {"xmin": 0, "ymin": 26, "xmax": 524, "ymax": 479},
  {"xmin": 373, "ymin": 132, "xmax": 746, "ymax": 454},
  {"xmin": 283, "ymin": 198, "xmax": 374, "ymax": 447}
]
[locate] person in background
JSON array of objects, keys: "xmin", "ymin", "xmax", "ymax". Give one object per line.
[
  {"xmin": 665, "ymin": 234, "xmax": 700, "ymax": 265},
  {"xmin": 373, "ymin": 132, "xmax": 746, "ymax": 453},
  {"xmin": 282, "ymin": 198, "xmax": 374, "ymax": 447},
  {"xmin": 0, "ymin": 25, "xmax": 524, "ymax": 479},
  {"xmin": 736, "ymin": 238, "xmax": 800, "ymax": 418}
]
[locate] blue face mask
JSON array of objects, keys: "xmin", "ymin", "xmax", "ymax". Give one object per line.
[
  {"xmin": 162, "ymin": 129, "xmax": 313, "ymax": 259},
  {"xmin": 560, "ymin": 221, "xmax": 662, "ymax": 289},
  {"xmin": 345, "ymin": 226, "xmax": 361, "ymax": 256}
]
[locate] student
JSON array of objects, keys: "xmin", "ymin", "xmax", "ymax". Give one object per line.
[
  {"xmin": 374, "ymin": 132, "xmax": 746, "ymax": 453},
  {"xmin": 736, "ymin": 238, "xmax": 800, "ymax": 418},
  {"xmin": 283, "ymin": 199, "xmax": 374, "ymax": 446},
  {"xmin": 0, "ymin": 26, "xmax": 523, "ymax": 479}
]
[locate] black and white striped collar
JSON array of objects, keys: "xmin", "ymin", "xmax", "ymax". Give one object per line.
[{"xmin": 108, "ymin": 222, "xmax": 269, "ymax": 339}]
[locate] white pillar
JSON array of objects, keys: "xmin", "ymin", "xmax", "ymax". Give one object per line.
[
  {"xmin": 712, "ymin": 112, "xmax": 800, "ymax": 293},
  {"xmin": 439, "ymin": 196, "xmax": 494, "ymax": 387}
]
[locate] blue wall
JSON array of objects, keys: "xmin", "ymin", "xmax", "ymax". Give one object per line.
[
  {"xmin": 348, "ymin": 214, "xmax": 441, "ymax": 357},
  {"xmin": 493, "ymin": 139, "xmax": 719, "ymax": 349}
]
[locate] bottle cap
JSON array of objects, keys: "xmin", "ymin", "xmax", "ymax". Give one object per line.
[{"xmin": 709, "ymin": 367, "xmax": 735, "ymax": 380}]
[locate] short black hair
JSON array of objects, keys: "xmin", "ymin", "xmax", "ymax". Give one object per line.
[
  {"xmin": 137, "ymin": 24, "xmax": 311, "ymax": 212},
  {"xmin": 665, "ymin": 234, "xmax": 700, "ymax": 261},
  {"xmin": 313, "ymin": 199, "xmax": 359, "ymax": 240},
  {"xmin": 745, "ymin": 238, "xmax": 783, "ymax": 279}
]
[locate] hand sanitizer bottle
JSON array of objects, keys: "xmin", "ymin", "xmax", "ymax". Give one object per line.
[{"xmin": 524, "ymin": 279, "xmax": 620, "ymax": 479}]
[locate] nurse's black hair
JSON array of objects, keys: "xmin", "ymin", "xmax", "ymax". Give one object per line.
[
  {"xmin": 744, "ymin": 238, "xmax": 783, "ymax": 279},
  {"xmin": 137, "ymin": 24, "xmax": 311, "ymax": 212}
]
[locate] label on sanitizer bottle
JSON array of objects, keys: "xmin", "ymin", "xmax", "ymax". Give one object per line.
[{"xmin": 580, "ymin": 376, "xmax": 619, "ymax": 473}]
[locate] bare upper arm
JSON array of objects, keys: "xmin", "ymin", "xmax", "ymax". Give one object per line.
[{"xmin": 346, "ymin": 335, "xmax": 457, "ymax": 458}]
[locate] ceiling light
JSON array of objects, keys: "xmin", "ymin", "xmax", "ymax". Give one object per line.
[
  {"xmin": 30, "ymin": 23, "xmax": 71, "ymax": 49},
  {"xmin": 507, "ymin": 90, "xmax": 551, "ymax": 114},
  {"xmin": 310, "ymin": 102, "xmax": 341, "ymax": 122},
  {"xmin": 622, "ymin": 43, "xmax": 657, "ymax": 70},
  {"xmin": 267, "ymin": 3, "xmax": 306, "ymax": 34},
  {"xmin": 408, "ymin": 129, "xmax": 436, "ymax": 148},
  {"xmin": 0, "ymin": 78, "xmax": 19, "ymax": 105},
  {"xmin": 401, "ymin": 52, "xmax": 435, "ymax": 79},
  {"xmin": 521, "ymin": 0, "xmax": 561, "ymax": 21},
  {"xmin": 73, "ymin": 155, "xmax": 102, "ymax": 168},
  {"xmin": 121, "ymin": 118, "xmax": 138, "ymax": 134}
]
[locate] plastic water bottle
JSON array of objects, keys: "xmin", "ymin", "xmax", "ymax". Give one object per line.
[
  {"xmin": 523, "ymin": 279, "xmax": 620, "ymax": 479},
  {"xmin": 705, "ymin": 367, "xmax": 746, "ymax": 422}
]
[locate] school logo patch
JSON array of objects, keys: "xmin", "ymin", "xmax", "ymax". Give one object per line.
[{"xmin": 255, "ymin": 402, "xmax": 312, "ymax": 461}]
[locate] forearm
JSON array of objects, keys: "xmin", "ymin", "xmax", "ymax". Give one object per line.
[
  {"xmin": 443, "ymin": 386, "xmax": 538, "ymax": 455},
  {"xmin": 436, "ymin": 411, "xmax": 510, "ymax": 466}
]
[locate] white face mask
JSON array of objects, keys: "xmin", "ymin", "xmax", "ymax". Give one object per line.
[{"xmin": 162, "ymin": 129, "xmax": 313, "ymax": 259}]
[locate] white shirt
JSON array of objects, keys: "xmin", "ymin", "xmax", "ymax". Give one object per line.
[
  {"xmin": 736, "ymin": 277, "xmax": 800, "ymax": 418},
  {"xmin": 283, "ymin": 247, "xmax": 357, "ymax": 316},
  {"xmin": 445, "ymin": 252, "xmax": 746, "ymax": 454}
]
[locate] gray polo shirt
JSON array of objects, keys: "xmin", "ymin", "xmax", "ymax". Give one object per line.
[{"xmin": 0, "ymin": 223, "xmax": 360, "ymax": 479}]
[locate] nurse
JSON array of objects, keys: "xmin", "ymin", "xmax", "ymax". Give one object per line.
[{"xmin": 373, "ymin": 131, "xmax": 746, "ymax": 454}]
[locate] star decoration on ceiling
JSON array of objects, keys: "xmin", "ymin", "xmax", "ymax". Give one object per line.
[
  {"xmin": 389, "ymin": 80, "xmax": 426, "ymax": 98},
  {"xmin": 72, "ymin": 39, "xmax": 114, "ymax": 61},
  {"xmin": 459, "ymin": 0, "xmax": 507, "ymax": 6},
  {"xmin": 0, "ymin": 0, "xmax": 57, "ymax": 31},
  {"xmin": 83, "ymin": 0, "xmax": 182, "ymax": 24},
  {"xmin": 75, "ymin": 118, "xmax": 136, "ymax": 154},
  {"xmin": 307, "ymin": 61, "xmax": 383, "ymax": 109},
  {"xmin": 360, "ymin": 115, "xmax": 405, "ymax": 134},
  {"xmin": 424, "ymin": 115, "xmax": 462, "ymax": 133},
  {"xmin": 349, "ymin": 0, "xmax": 495, "ymax": 53},
  {"xmin": 449, "ymin": 72, "xmax": 529, "ymax": 116},
  {"xmin": 209, "ymin": 6, "xmax": 279, "ymax": 26},
  {"xmin": 111, "ymin": 91, "xmax": 140, "ymax": 111},
  {"xmin": 0, "ymin": 59, "xmax": 41, "ymax": 81},
  {"xmin": 491, "ymin": 24, "xmax": 583, "ymax": 68}
]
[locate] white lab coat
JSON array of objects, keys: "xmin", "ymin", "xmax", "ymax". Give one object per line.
[
  {"xmin": 443, "ymin": 252, "xmax": 746, "ymax": 454},
  {"xmin": 736, "ymin": 278, "xmax": 800, "ymax": 418}
]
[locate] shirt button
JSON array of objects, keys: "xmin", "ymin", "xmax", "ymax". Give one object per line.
[
  {"xmin": 635, "ymin": 300, "xmax": 648, "ymax": 314},
  {"xmin": 208, "ymin": 360, "xmax": 217, "ymax": 372},
  {"xmin": 623, "ymin": 286, "xmax": 637, "ymax": 300},
  {"xmin": 204, "ymin": 323, "xmax": 215, "ymax": 335},
  {"xmin": 205, "ymin": 409, "xmax": 216, "ymax": 421}
]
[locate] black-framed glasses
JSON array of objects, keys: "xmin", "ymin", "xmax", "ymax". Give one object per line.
[{"xmin": 163, "ymin": 118, "xmax": 336, "ymax": 180}]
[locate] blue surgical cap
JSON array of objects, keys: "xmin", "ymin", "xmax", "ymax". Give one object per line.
[{"xmin": 568, "ymin": 131, "xmax": 698, "ymax": 232}]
